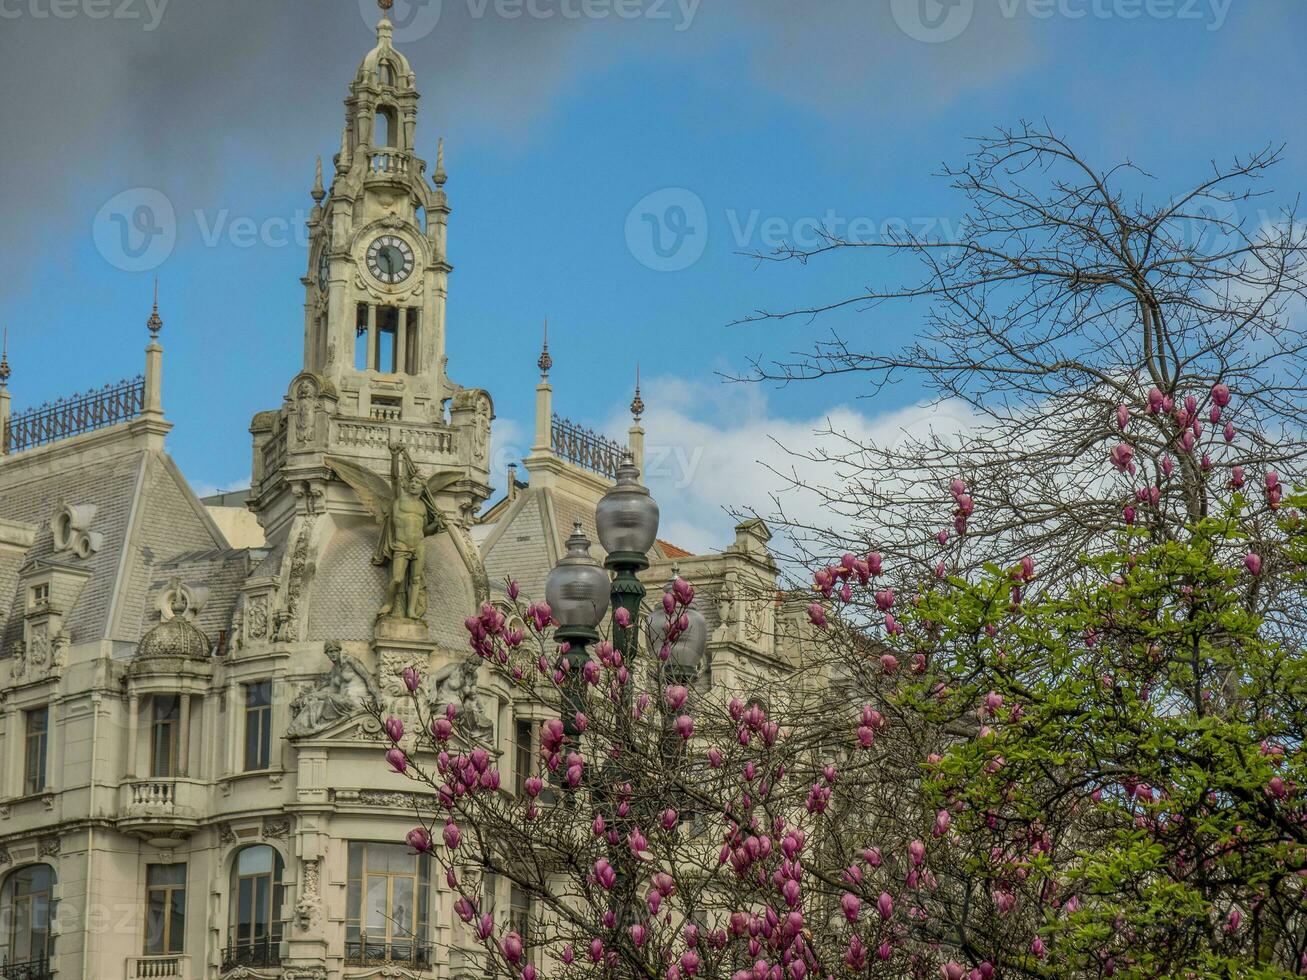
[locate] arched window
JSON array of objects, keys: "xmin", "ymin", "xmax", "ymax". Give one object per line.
[
  {"xmin": 0, "ymin": 864, "xmax": 55, "ymax": 969},
  {"xmin": 379, "ymin": 61, "xmax": 397, "ymax": 86},
  {"xmin": 225, "ymin": 846, "xmax": 283, "ymax": 969},
  {"xmin": 374, "ymin": 107, "xmax": 397, "ymax": 149}
]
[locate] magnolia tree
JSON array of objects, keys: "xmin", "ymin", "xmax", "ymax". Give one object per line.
[
  {"xmin": 372, "ymin": 385, "xmax": 1306, "ymax": 980},
  {"xmin": 736, "ymin": 124, "xmax": 1307, "ymax": 587}
]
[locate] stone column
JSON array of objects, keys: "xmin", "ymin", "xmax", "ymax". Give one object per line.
[
  {"xmin": 126, "ymin": 692, "xmax": 140, "ymax": 779},
  {"xmin": 178, "ymin": 694, "xmax": 191, "ymax": 777},
  {"xmin": 366, "ymin": 304, "xmax": 378, "ymax": 372},
  {"xmin": 396, "ymin": 308, "xmax": 408, "ymax": 375}
]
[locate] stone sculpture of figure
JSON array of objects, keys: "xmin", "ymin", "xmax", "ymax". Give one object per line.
[
  {"xmin": 430, "ymin": 655, "xmax": 494, "ymax": 744},
  {"xmin": 287, "ymin": 641, "xmax": 382, "ymax": 736},
  {"xmin": 325, "ymin": 446, "xmax": 461, "ymax": 621}
]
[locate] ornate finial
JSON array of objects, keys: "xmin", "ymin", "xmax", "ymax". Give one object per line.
[
  {"xmin": 537, "ymin": 317, "xmax": 553, "ymax": 376},
  {"xmin": 0, "ymin": 328, "xmax": 10, "ymax": 389},
  {"xmin": 146, "ymin": 279, "xmax": 163, "ymax": 339},
  {"xmin": 378, "ymin": 0, "xmax": 393, "ymax": 7},
  {"xmin": 311, "ymin": 155, "xmax": 325, "ymax": 204},
  {"xmin": 630, "ymin": 363, "xmax": 644, "ymax": 420},
  {"xmin": 433, "ymin": 137, "xmax": 447, "ymax": 187}
]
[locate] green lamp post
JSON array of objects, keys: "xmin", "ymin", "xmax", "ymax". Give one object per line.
[
  {"xmin": 545, "ymin": 522, "xmax": 610, "ymax": 747},
  {"xmin": 595, "ymin": 452, "xmax": 660, "ymax": 671}
]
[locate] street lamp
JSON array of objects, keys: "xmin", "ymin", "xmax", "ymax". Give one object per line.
[
  {"xmin": 645, "ymin": 570, "xmax": 708, "ymax": 683},
  {"xmin": 596, "ymin": 453, "xmax": 659, "ymax": 666},
  {"xmin": 545, "ymin": 522, "xmax": 609, "ymax": 748}
]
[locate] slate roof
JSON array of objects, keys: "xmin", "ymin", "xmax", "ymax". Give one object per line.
[{"xmin": 0, "ymin": 432, "xmax": 228, "ymax": 651}]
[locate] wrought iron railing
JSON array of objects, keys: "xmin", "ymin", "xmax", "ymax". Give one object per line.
[
  {"xmin": 0, "ymin": 957, "xmax": 51, "ymax": 980},
  {"xmin": 222, "ymin": 936, "xmax": 282, "ymax": 970},
  {"xmin": 551, "ymin": 413, "xmax": 623, "ymax": 479},
  {"xmin": 345, "ymin": 936, "xmax": 434, "ymax": 968},
  {"xmin": 5, "ymin": 376, "xmax": 145, "ymax": 454}
]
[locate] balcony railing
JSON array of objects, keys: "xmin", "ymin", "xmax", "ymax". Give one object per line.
[
  {"xmin": 127, "ymin": 954, "xmax": 187, "ymax": 979},
  {"xmin": 222, "ymin": 936, "xmax": 282, "ymax": 971},
  {"xmin": 345, "ymin": 936, "xmax": 434, "ymax": 968},
  {"xmin": 551, "ymin": 413, "xmax": 623, "ymax": 479},
  {"xmin": 0, "ymin": 958, "xmax": 51, "ymax": 980},
  {"xmin": 4, "ymin": 376, "xmax": 145, "ymax": 454}
]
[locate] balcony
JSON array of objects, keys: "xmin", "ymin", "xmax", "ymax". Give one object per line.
[
  {"xmin": 117, "ymin": 779, "xmax": 207, "ymax": 842},
  {"xmin": 0, "ymin": 959, "xmax": 51, "ymax": 980},
  {"xmin": 221, "ymin": 937, "xmax": 282, "ymax": 971},
  {"xmin": 126, "ymin": 955, "xmax": 189, "ymax": 979},
  {"xmin": 345, "ymin": 936, "xmax": 433, "ymax": 970}
]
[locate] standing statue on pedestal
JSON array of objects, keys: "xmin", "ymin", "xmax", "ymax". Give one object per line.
[{"xmin": 326, "ymin": 446, "xmax": 461, "ymax": 621}]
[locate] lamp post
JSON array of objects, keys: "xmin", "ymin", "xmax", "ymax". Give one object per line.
[
  {"xmin": 595, "ymin": 453, "xmax": 660, "ymax": 674},
  {"xmin": 544, "ymin": 522, "xmax": 609, "ymax": 747}
]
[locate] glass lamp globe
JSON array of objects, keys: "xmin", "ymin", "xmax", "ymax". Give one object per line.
[
  {"xmin": 645, "ymin": 572, "xmax": 707, "ymax": 678},
  {"xmin": 546, "ymin": 522, "xmax": 611, "ymax": 634},
  {"xmin": 596, "ymin": 453, "xmax": 660, "ymax": 563}
]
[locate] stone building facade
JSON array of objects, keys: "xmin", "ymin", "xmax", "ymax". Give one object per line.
[{"xmin": 0, "ymin": 11, "xmax": 807, "ymax": 980}]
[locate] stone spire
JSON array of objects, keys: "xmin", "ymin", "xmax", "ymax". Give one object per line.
[
  {"xmin": 628, "ymin": 362, "xmax": 645, "ymax": 476},
  {"xmin": 143, "ymin": 280, "xmax": 164, "ymax": 418},
  {"xmin": 311, "ymin": 155, "xmax": 326, "ymax": 205},
  {"xmin": 146, "ymin": 278, "xmax": 163, "ymax": 339},
  {"xmin": 532, "ymin": 318, "xmax": 554, "ymax": 456},
  {"xmin": 537, "ymin": 317, "xmax": 553, "ymax": 377},
  {"xmin": 434, "ymin": 137, "xmax": 447, "ymax": 188}
]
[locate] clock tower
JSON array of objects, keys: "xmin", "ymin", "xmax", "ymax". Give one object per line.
[{"xmin": 248, "ymin": 10, "xmax": 493, "ymax": 543}]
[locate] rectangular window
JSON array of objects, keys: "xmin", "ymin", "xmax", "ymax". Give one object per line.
[
  {"xmin": 150, "ymin": 695, "xmax": 181, "ymax": 778},
  {"xmin": 28, "ymin": 583, "xmax": 49, "ymax": 610},
  {"xmin": 244, "ymin": 682, "xmax": 273, "ymax": 772},
  {"xmin": 23, "ymin": 708, "xmax": 48, "ymax": 795},
  {"xmin": 514, "ymin": 719, "xmax": 534, "ymax": 797},
  {"xmin": 145, "ymin": 864, "xmax": 187, "ymax": 955},
  {"xmin": 346, "ymin": 843, "xmax": 430, "ymax": 967},
  {"xmin": 510, "ymin": 884, "xmax": 533, "ymax": 965}
]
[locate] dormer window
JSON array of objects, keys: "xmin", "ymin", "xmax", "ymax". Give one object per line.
[{"xmin": 28, "ymin": 583, "xmax": 49, "ymax": 611}]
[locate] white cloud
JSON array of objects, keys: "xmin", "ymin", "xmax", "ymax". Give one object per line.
[{"xmin": 605, "ymin": 376, "xmax": 979, "ymax": 555}]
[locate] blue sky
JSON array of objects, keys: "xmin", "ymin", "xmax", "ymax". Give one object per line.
[{"xmin": 1, "ymin": 0, "xmax": 1305, "ymax": 550}]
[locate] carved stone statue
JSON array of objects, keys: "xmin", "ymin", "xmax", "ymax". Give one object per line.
[
  {"xmin": 326, "ymin": 446, "xmax": 460, "ymax": 621},
  {"xmin": 429, "ymin": 655, "xmax": 494, "ymax": 744},
  {"xmin": 287, "ymin": 641, "xmax": 382, "ymax": 736}
]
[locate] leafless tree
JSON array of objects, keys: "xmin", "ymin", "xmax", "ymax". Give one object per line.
[{"xmin": 738, "ymin": 123, "xmax": 1307, "ymax": 587}]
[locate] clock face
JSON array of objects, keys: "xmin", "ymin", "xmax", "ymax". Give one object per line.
[{"xmin": 366, "ymin": 235, "xmax": 415, "ymax": 285}]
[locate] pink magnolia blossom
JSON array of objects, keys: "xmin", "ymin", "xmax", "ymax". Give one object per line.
[
  {"xmin": 1148, "ymin": 388, "xmax": 1164, "ymax": 412},
  {"xmin": 383, "ymin": 717, "xmax": 404, "ymax": 742},
  {"xmin": 405, "ymin": 827, "xmax": 431, "ymax": 853},
  {"xmin": 500, "ymin": 932, "xmax": 524, "ymax": 964},
  {"xmin": 1212, "ymin": 382, "xmax": 1231, "ymax": 407},
  {"xmin": 877, "ymin": 891, "xmax": 894, "ymax": 920},
  {"xmin": 442, "ymin": 820, "xmax": 461, "ymax": 850},
  {"xmin": 1116, "ymin": 404, "xmax": 1129, "ymax": 429},
  {"xmin": 1245, "ymin": 553, "xmax": 1263, "ymax": 576},
  {"xmin": 385, "ymin": 748, "xmax": 407, "ymax": 774},
  {"xmin": 1110, "ymin": 443, "xmax": 1134, "ymax": 472},
  {"xmin": 402, "ymin": 666, "xmax": 421, "ymax": 692},
  {"xmin": 806, "ymin": 602, "xmax": 827, "ymax": 628}
]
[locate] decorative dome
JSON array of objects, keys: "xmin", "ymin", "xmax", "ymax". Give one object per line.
[
  {"xmin": 137, "ymin": 593, "xmax": 209, "ymax": 662},
  {"xmin": 357, "ymin": 18, "xmax": 414, "ymax": 87}
]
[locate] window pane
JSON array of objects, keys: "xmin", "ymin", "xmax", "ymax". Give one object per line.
[
  {"xmin": 168, "ymin": 887, "xmax": 186, "ymax": 953},
  {"xmin": 391, "ymin": 877, "xmax": 414, "ymax": 938},
  {"xmin": 145, "ymin": 892, "xmax": 166, "ymax": 955},
  {"xmin": 365, "ymin": 875, "xmax": 387, "ymax": 934},
  {"xmin": 237, "ymin": 846, "xmax": 274, "ymax": 877},
  {"xmin": 148, "ymin": 864, "xmax": 186, "ymax": 887}
]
